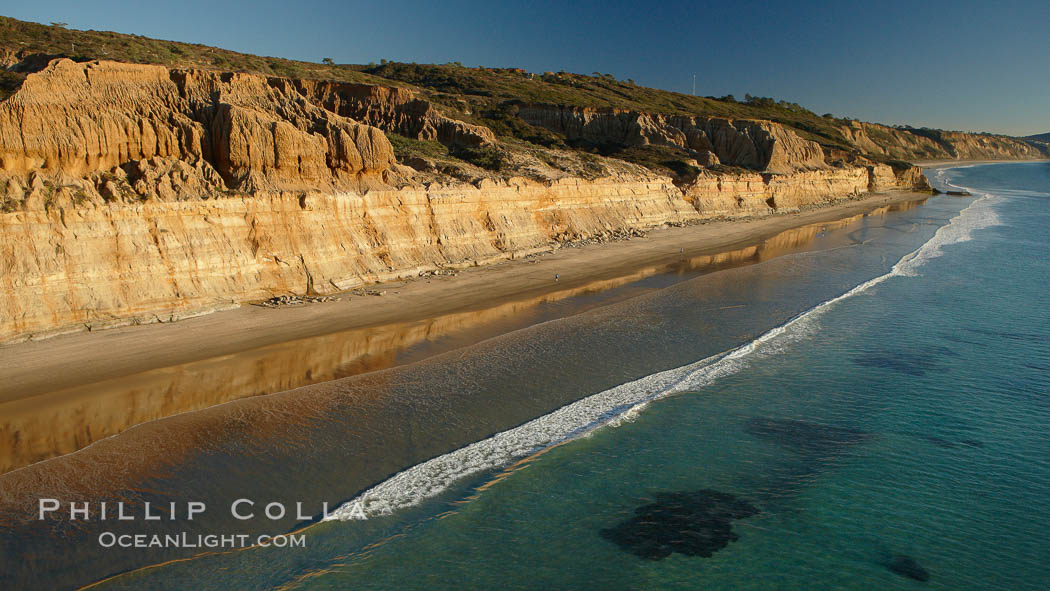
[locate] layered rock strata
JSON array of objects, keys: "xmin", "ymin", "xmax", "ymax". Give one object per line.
[
  {"xmin": 516, "ymin": 104, "xmax": 829, "ymax": 173},
  {"xmin": 682, "ymin": 163, "xmax": 925, "ymax": 217}
]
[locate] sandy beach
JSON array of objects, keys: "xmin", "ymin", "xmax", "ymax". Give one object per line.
[
  {"xmin": 0, "ymin": 189, "xmax": 931, "ymax": 473},
  {"xmin": 0, "ymin": 190, "xmax": 929, "ymax": 399}
]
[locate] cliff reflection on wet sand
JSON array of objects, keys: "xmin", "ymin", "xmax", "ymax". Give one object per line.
[{"xmin": 0, "ymin": 198, "xmax": 925, "ymax": 474}]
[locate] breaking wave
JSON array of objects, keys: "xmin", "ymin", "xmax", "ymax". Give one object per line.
[{"xmin": 326, "ymin": 192, "xmax": 1002, "ymax": 522}]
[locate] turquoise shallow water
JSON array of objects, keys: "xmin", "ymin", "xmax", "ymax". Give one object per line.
[{"xmin": 90, "ymin": 163, "xmax": 1050, "ymax": 590}]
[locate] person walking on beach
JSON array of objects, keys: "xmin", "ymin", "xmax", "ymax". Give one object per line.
[{"xmin": 555, "ymin": 273, "xmax": 559, "ymax": 281}]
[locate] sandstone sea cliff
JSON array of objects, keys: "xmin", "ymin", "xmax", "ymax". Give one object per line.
[{"xmin": 0, "ymin": 57, "xmax": 1011, "ymax": 343}]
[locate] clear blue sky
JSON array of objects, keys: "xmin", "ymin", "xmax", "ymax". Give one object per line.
[{"xmin": 4, "ymin": 0, "xmax": 1048, "ymax": 135}]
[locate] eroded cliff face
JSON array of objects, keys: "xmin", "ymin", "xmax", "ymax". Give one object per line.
[
  {"xmin": 681, "ymin": 163, "xmax": 924, "ymax": 218},
  {"xmin": 286, "ymin": 79, "xmax": 496, "ymax": 147},
  {"xmin": 516, "ymin": 105, "xmax": 828, "ymax": 173},
  {"xmin": 0, "ymin": 60, "xmax": 399, "ymax": 196},
  {"xmin": 0, "ymin": 176, "xmax": 702, "ymax": 341},
  {"xmin": 0, "ymin": 60, "xmax": 930, "ymax": 342},
  {"xmin": 0, "ymin": 166, "xmax": 928, "ymax": 342},
  {"xmin": 839, "ymin": 120, "xmax": 1046, "ymax": 161}
]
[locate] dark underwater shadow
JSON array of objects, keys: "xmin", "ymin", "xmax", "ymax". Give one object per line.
[{"xmin": 599, "ymin": 489, "xmax": 759, "ymax": 560}]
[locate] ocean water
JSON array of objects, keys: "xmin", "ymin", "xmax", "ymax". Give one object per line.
[{"xmin": 63, "ymin": 163, "xmax": 1050, "ymax": 589}]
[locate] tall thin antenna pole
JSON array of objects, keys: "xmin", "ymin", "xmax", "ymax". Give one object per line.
[{"xmin": 692, "ymin": 74, "xmax": 696, "ymax": 96}]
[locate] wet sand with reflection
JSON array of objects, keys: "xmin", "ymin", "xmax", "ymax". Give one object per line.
[{"xmin": 0, "ymin": 193, "xmax": 927, "ymax": 474}]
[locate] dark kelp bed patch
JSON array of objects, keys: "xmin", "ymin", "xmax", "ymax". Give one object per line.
[
  {"xmin": 600, "ymin": 490, "xmax": 759, "ymax": 560},
  {"xmin": 738, "ymin": 418, "xmax": 876, "ymax": 504},
  {"xmin": 851, "ymin": 343, "xmax": 960, "ymax": 377},
  {"xmin": 887, "ymin": 554, "xmax": 932, "ymax": 582},
  {"xmin": 745, "ymin": 417, "xmax": 872, "ymax": 456}
]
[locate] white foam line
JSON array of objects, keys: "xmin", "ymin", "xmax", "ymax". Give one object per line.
[{"xmin": 326, "ymin": 195, "xmax": 1002, "ymax": 522}]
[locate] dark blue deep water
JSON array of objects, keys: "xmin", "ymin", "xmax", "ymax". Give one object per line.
[{"xmin": 95, "ymin": 163, "xmax": 1050, "ymax": 590}]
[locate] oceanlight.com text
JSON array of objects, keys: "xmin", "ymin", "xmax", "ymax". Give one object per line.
[{"xmin": 97, "ymin": 532, "xmax": 306, "ymax": 549}]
